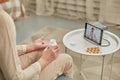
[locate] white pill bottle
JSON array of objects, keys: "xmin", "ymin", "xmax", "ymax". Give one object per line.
[{"xmin": 49, "ymin": 39, "xmax": 57, "ymax": 46}]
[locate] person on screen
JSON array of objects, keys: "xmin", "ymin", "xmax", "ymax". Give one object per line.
[{"xmin": 88, "ymin": 27, "xmax": 98, "ymax": 43}]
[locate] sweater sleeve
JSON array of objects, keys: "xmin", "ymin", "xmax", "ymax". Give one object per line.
[
  {"xmin": 16, "ymin": 45, "xmax": 42, "ymax": 79},
  {"xmin": 17, "ymin": 45, "xmax": 27, "ymax": 56},
  {"xmin": 0, "ymin": 8, "xmax": 41, "ymax": 80},
  {"xmin": 14, "ymin": 62, "xmax": 41, "ymax": 80}
]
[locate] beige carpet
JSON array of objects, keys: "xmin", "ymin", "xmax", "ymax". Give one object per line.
[{"xmin": 22, "ymin": 27, "xmax": 120, "ymax": 80}]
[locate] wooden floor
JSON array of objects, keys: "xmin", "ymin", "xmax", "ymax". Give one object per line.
[{"xmin": 68, "ymin": 49, "xmax": 120, "ymax": 80}]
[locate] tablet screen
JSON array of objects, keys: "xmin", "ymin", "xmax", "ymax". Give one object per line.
[{"xmin": 84, "ymin": 23, "xmax": 103, "ymax": 45}]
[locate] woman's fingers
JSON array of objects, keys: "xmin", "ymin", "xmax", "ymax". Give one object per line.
[
  {"xmin": 35, "ymin": 37, "xmax": 45, "ymax": 42},
  {"xmin": 56, "ymin": 41, "xmax": 60, "ymax": 44},
  {"xmin": 46, "ymin": 46, "xmax": 59, "ymax": 56},
  {"xmin": 34, "ymin": 38, "xmax": 48, "ymax": 50},
  {"xmin": 48, "ymin": 46, "xmax": 59, "ymax": 58}
]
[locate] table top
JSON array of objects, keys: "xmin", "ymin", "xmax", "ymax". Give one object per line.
[{"xmin": 63, "ymin": 29, "xmax": 120, "ymax": 56}]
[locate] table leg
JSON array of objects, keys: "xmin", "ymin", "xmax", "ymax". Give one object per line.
[
  {"xmin": 80, "ymin": 55, "xmax": 88, "ymax": 80},
  {"xmin": 101, "ymin": 55, "xmax": 105, "ymax": 80},
  {"xmin": 109, "ymin": 53, "xmax": 114, "ymax": 80},
  {"xmin": 80, "ymin": 55, "xmax": 83, "ymax": 71},
  {"xmin": 65, "ymin": 47, "xmax": 67, "ymax": 53}
]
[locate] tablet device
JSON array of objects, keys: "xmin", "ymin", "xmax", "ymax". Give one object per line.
[{"xmin": 84, "ymin": 23, "xmax": 103, "ymax": 45}]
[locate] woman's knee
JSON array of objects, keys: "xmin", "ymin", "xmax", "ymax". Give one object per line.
[
  {"xmin": 58, "ymin": 54, "xmax": 73, "ymax": 77},
  {"xmin": 58, "ymin": 54, "xmax": 73, "ymax": 64}
]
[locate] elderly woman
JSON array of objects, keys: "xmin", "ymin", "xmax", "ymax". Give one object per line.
[{"xmin": 0, "ymin": 6, "xmax": 73, "ymax": 80}]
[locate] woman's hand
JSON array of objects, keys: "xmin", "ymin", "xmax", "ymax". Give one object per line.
[
  {"xmin": 26, "ymin": 37, "xmax": 48, "ymax": 53},
  {"xmin": 38, "ymin": 45, "xmax": 60, "ymax": 70},
  {"xmin": 34, "ymin": 37, "xmax": 48, "ymax": 50}
]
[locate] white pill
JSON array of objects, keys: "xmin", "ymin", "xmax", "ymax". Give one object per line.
[{"xmin": 70, "ymin": 41, "xmax": 76, "ymax": 46}]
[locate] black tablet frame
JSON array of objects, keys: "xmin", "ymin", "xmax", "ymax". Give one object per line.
[{"xmin": 84, "ymin": 23, "xmax": 103, "ymax": 45}]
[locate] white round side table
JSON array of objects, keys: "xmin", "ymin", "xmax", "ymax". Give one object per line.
[{"xmin": 63, "ymin": 29, "xmax": 120, "ymax": 80}]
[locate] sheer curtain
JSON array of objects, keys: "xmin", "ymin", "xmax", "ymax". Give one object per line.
[
  {"xmin": 99, "ymin": 0, "xmax": 120, "ymax": 26},
  {"xmin": 86, "ymin": 0, "xmax": 120, "ymax": 26},
  {"xmin": 36, "ymin": 0, "xmax": 55, "ymax": 15},
  {"xmin": 36, "ymin": 0, "xmax": 120, "ymax": 27}
]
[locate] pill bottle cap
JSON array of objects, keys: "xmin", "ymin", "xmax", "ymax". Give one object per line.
[{"xmin": 49, "ymin": 39, "xmax": 57, "ymax": 46}]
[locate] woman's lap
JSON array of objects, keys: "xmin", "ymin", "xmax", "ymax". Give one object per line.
[
  {"xmin": 19, "ymin": 51, "xmax": 73, "ymax": 80},
  {"xmin": 38, "ymin": 54, "xmax": 73, "ymax": 80}
]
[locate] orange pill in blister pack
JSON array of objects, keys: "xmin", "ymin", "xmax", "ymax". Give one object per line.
[{"xmin": 86, "ymin": 47, "xmax": 100, "ymax": 54}]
